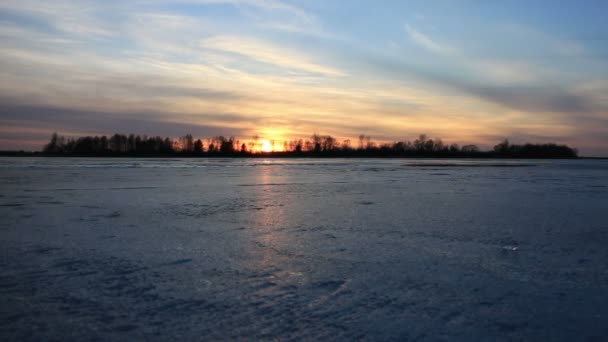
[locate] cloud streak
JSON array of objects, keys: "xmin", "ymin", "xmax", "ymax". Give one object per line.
[
  {"xmin": 404, "ymin": 24, "xmax": 454, "ymax": 55},
  {"xmin": 0, "ymin": 1, "xmax": 607, "ymax": 155},
  {"xmin": 201, "ymin": 35, "xmax": 344, "ymax": 76}
]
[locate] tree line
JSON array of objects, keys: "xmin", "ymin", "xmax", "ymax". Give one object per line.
[{"xmin": 42, "ymin": 132, "xmax": 578, "ymax": 158}]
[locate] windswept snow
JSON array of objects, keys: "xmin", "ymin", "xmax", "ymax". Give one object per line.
[{"xmin": 1, "ymin": 158, "xmax": 607, "ymax": 341}]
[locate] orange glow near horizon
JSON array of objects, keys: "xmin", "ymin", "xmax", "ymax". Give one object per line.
[
  {"xmin": 261, "ymin": 140, "xmax": 273, "ymax": 152},
  {"xmin": 258, "ymin": 139, "xmax": 285, "ymax": 153}
]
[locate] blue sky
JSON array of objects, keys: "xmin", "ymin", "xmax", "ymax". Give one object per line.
[{"xmin": 0, "ymin": 0, "xmax": 607, "ymax": 155}]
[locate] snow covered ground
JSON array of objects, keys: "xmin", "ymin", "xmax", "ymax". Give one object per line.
[{"xmin": 1, "ymin": 157, "xmax": 607, "ymax": 341}]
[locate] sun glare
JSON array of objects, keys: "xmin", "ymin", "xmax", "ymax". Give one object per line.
[
  {"xmin": 261, "ymin": 140, "xmax": 273, "ymax": 152},
  {"xmin": 259, "ymin": 139, "xmax": 285, "ymax": 152}
]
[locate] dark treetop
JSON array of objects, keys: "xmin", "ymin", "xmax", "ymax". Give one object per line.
[{"xmin": 35, "ymin": 133, "xmax": 578, "ymax": 159}]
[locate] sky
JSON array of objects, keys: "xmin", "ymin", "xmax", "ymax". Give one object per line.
[{"xmin": 0, "ymin": 0, "xmax": 607, "ymax": 155}]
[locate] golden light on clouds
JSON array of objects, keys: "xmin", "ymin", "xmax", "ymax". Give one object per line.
[{"xmin": 0, "ymin": 1, "xmax": 606, "ymax": 155}]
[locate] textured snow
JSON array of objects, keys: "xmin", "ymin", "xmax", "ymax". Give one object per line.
[{"xmin": 1, "ymin": 157, "xmax": 607, "ymax": 341}]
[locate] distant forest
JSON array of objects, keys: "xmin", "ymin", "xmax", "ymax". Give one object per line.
[{"xmin": 41, "ymin": 132, "xmax": 578, "ymax": 158}]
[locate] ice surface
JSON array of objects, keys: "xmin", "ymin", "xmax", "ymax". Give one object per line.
[{"xmin": 1, "ymin": 157, "xmax": 608, "ymax": 340}]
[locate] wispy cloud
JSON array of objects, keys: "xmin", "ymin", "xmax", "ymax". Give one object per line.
[
  {"xmin": 500, "ymin": 24, "xmax": 588, "ymax": 58},
  {"xmin": 0, "ymin": 0, "xmax": 117, "ymax": 37},
  {"xmin": 404, "ymin": 24, "xmax": 455, "ymax": 55},
  {"xmin": 201, "ymin": 35, "xmax": 345, "ymax": 76},
  {"xmin": 172, "ymin": 0, "xmax": 312, "ymax": 22},
  {"xmin": 1, "ymin": 1, "xmax": 607, "ymax": 155}
]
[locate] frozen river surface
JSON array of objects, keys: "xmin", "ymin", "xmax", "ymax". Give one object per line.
[{"xmin": 1, "ymin": 158, "xmax": 607, "ymax": 341}]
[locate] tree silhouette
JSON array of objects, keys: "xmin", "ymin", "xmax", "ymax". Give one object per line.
[
  {"xmin": 181, "ymin": 134, "xmax": 194, "ymax": 153},
  {"xmin": 40, "ymin": 132, "xmax": 578, "ymax": 158},
  {"xmin": 461, "ymin": 144, "xmax": 480, "ymax": 153},
  {"xmin": 194, "ymin": 139, "xmax": 203, "ymax": 154},
  {"xmin": 494, "ymin": 139, "xmax": 510, "ymax": 154},
  {"xmin": 43, "ymin": 132, "xmax": 62, "ymax": 153}
]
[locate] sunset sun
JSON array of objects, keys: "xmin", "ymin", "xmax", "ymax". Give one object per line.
[
  {"xmin": 1, "ymin": 0, "xmax": 607, "ymax": 340},
  {"xmin": 261, "ymin": 140, "xmax": 273, "ymax": 152}
]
